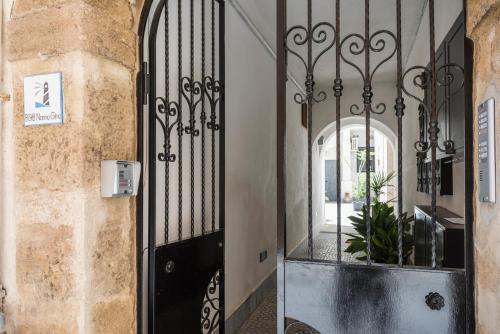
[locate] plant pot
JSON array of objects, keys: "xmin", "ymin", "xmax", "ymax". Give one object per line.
[{"xmin": 352, "ymin": 199, "xmax": 366, "ymax": 211}]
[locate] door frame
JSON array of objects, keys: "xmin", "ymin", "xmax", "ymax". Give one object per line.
[
  {"xmin": 276, "ymin": 0, "xmax": 475, "ymax": 332},
  {"xmin": 136, "ymin": 0, "xmax": 226, "ymax": 332}
]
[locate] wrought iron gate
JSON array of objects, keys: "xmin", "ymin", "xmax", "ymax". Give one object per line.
[
  {"xmin": 138, "ymin": 0, "xmax": 225, "ymax": 333},
  {"xmin": 277, "ymin": 0, "xmax": 473, "ymax": 333}
]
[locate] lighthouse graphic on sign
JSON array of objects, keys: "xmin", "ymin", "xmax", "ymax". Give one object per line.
[{"xmin": 34, "ymin": 81, "xmax": 50, "ymax": 108}]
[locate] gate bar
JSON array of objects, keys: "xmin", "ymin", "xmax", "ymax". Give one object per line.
[
  {"xmin": 334, "ymin": 0, "xmax": 342, "ymax": 264},
  {"xmin": 276, "ymin": 0, "xmax": 287, "ymax": 329},
  {"xmin": 201, "ymin": 0, "xmax": 207, "ymax": 235},
  {"xmin": 147, "ymin": 11, "xmax": 159, "ymax": 333},
  {"xmin": 364, "ymin": 0, "xmax": 372, "ymax": 265},
  {"xmin": 190, "ymin": 0, "xmax": 195, "ymax": 238},
  {"xmin": 218, "ymin": 0, "xmax": 226, "ymax": 329},
  {"xmin": 306, "ymin": 0, "xmax": 314, "ymax": 260},
  {"xmin": 164, "ymin": 2, "xmax": 171, "ymax": 244},
  {"xmin": 211, "ymin": 0, "xmax": 216, "ymax": 232},
  {"xmin": 428, "ymin": 0, "xmax": 438, "ymax": 269},
  {"xmin": 178, "ymin": 0, "xmax": 184, "ymax": 241},
  {"xmin": 395, "ymin": 0, "xmax": 405, "ymax": 266}
]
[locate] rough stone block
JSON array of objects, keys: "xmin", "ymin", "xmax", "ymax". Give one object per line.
[
  {"xmin": 16, "ymin": 323, "xmax": 78, "ymax": 334},
  {"xmin": 11, "ymin": 0, "xmax": 77, "ymax": 19},
  {"xmin": 7, "ymin": 4, "xmax": 82, "ymax": 61},
  {"xmin": 16, "ymin": 190, "xmax": 86, "ymax": 226},
  {"xmin": 80, "ymin": 5, "xmax": 137, "ymax": 69},
  {"xmin": 80, "ymin": 55, "xmax": 136, "ymax": 189},
  {"xmin": 7, "ymin": 2, "xmax": 137, "ymax": 69},
  {"xmin": 16, "ymin": 224, "xmax": 78, "ymax": 330},
  {"xmin": 467, "ymin": 0, "xmax": 500, "ymax": 34},
  {"xmin": 90, "ymin": 203, "xmax": 134, "ymax": 299},
  {"xmin": 83, "ymin": 0, "xmax": 135, "ymax": 29},
  {"xmin": 10, "ymin": 53, "xmax": 87, "ymax": 189},
  {"xmin": 91, "ymin": 297, "xmax": 135, "ymax": 334}
]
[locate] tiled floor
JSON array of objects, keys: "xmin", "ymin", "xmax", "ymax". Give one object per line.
[
  {"xmin": 237, "ymin": 289, "xmax": 277, "ymax": 334},
  {"xmin": 289, "ymin": 231, "xmax": 362, "ymax": 262},
  {"xmin": 237, "ymin": 231, "xmax": 361, "ymax": 333}
]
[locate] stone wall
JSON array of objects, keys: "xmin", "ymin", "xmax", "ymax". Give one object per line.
[
  {"xmin": 467, "ymin": 1, "xmax": 500, "ymax": 333},
  {"xmin": 2, "ymin": 0, "xmax": 144, "ymax": 332}
]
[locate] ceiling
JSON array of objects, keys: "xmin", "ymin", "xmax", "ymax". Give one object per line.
[{"xmin": 234, "ymin": 0, "xmax": 427, "ymax": 88}]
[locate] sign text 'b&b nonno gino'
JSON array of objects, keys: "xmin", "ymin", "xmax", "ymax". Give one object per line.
[{"xmin": 23, "ymin": 72, "xmax": 64, "ymax": 126}]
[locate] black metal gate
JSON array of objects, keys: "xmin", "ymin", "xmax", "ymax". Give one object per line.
[
  {"xmin": 277, "ymin": 0, "xmax": 474, "ymax": 333},
  {"xmin": 138, "ymin": 0, "xmax": 225, "ymax": 333}
]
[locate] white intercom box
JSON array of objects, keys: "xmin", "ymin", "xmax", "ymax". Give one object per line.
[{"xmin": 101, "ymin": 160, "xmax": 141, "ymax": 198}]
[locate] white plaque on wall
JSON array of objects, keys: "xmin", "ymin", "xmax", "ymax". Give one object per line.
[{"xmin": 23, "ymin": 72, "xmax": 64, "ymax": 126}]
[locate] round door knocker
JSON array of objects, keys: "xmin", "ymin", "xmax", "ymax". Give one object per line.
[
  {"xmin": 425, "ymin": 292, "xmax": 445, "ymax": 310},
  {"xmin": 165, "ymin": 260, "xmax": 175, "ymax": 274}
]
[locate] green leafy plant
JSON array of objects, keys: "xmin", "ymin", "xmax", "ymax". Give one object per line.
[
  {"xmin": 345, "ymin": 201, "xmax": 414, "ymax": 264},
  {"xmin": 352, "ymin": 174, "xmax": 366, "ymax": 200},
  {"xmin": 346, "ymin": 171, "xmax": 413, "ymax": 264},
  {"xmin": 370, "ymin": 171, "xmax": 396, "ymax": 201}
]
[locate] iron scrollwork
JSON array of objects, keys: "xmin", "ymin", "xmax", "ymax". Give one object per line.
[
  {"xmin": 204, "ymin": 75, "xmax": 222, "ymax": 131},
  {"xmin": 156, "ymin": 97, "xmax": 180, "ymax": 163},
  {"xmin": 181, "ymin": 77, "xmax": 203, "ymax": 136},
  {"xmin": 285, "ymin": 21, "xmax": 336, "ymax": 104},
  {"xmin": 340, "ymin": 30, "xmax": 397, "ymax": 116},
  {"xmin": 402, "ymin": 62, "xmax": 464, "ymax": 155},
  {"xmin": 402, "ymin": 66, "xmax": 433, "ymax": 154},
  {"xmin": 201, "ymin": 270, "xmax": 222, "ymax": 334},
  {"xmin": 285, "ymin": 6, "xmax": 337, "ymax": 260},
  {"xmin": 435, "ymin": 63, "xmax": 465, "ymax": 154}
]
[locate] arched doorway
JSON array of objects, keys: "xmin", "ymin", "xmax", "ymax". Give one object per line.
[{"xmin": 314, "ymin": 117, "xmax": 397, "ymax": 232}]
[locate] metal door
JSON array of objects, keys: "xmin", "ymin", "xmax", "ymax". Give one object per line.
[
  {"xmin": 138, "ymin": 0, "xmax": 225, "ymax": 332},
  {"xmin": 276, "ymin": 0, "xmax": 474, "ymax": 333}
]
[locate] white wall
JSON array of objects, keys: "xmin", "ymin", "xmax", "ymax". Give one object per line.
[
  {"xmin": 225, "ymin": 2, "xmax": 307, "ymax": 318},
  {"xmin": 285, "ymin": 83, "xmax": 308, "ymax": 255},
  {"xmin": 224, "ymin": 3, "xmax": 277, "ymax": 318},
  {"xmin": 401, "ymin": 0, "xmax": 464, "ymax": 215}
]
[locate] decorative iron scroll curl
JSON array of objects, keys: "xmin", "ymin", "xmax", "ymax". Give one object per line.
[
  {"xmin": 201, "ymin": 270, "xmax": 222, "ymax": 334},
  {"xmin": 284, "ymin": 318, "xmax": 320, "ymax": 334},
  {"xmin": 204, "ymin": 76, "xmax": 222, "ymax": 131},
  {"xmin": 285, "ymin": 22, "xmax": 336, "ymax": 104},
  {"xmin": 435, "ymin": 63, "xmax": 465, "ymax": 153},
  {"xmin": 402, "ymin": 63, "xmax": 464, "ymax": 154},
  {"xmin": 181, "ymin": 77, "xmax": 203, "ymax": 136},
  {"xmin": 402, "ymin": 65, "xmax": 433, "ymax": 154},
  {"xmin": 156, "ymin": 97, "xmax": 180, "ymax": 163},
  {"xmin": 340, "ymin": 30, "xmax": 397, "ymax": 115}
]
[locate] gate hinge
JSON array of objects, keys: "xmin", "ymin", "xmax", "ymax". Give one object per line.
[{"xmin": 142, "ymin": 62, "xmax": 149, "ymax": 105}]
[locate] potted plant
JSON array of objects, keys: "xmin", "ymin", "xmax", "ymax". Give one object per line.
[
  {"xmin": 371, "ymin": 171, "xmax": 396, "ymax": 201},
  {"xmin": 352, "ymin": 174, "xmax": 366, "ymax": 211},
  {"xmin": 345, "ymin": 172, "xmax": 414, "ymax": 264}
]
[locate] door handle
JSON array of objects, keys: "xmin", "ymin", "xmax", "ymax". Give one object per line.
[
  {"xmin": 165, "ymin": 260, "xmax": 175, "ymax": 274},
  {"xmin": 425, "ymin": 292, "xmax": 445, "ymax": 310}
]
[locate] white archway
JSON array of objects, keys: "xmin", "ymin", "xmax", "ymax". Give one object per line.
[
  {"xmin": 312, "ymin": 116, "xmax": 398, "ymax": 230},
  {"xmin": 315, "ymin": 116, "xmax": 397, "ymax": 150}
]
